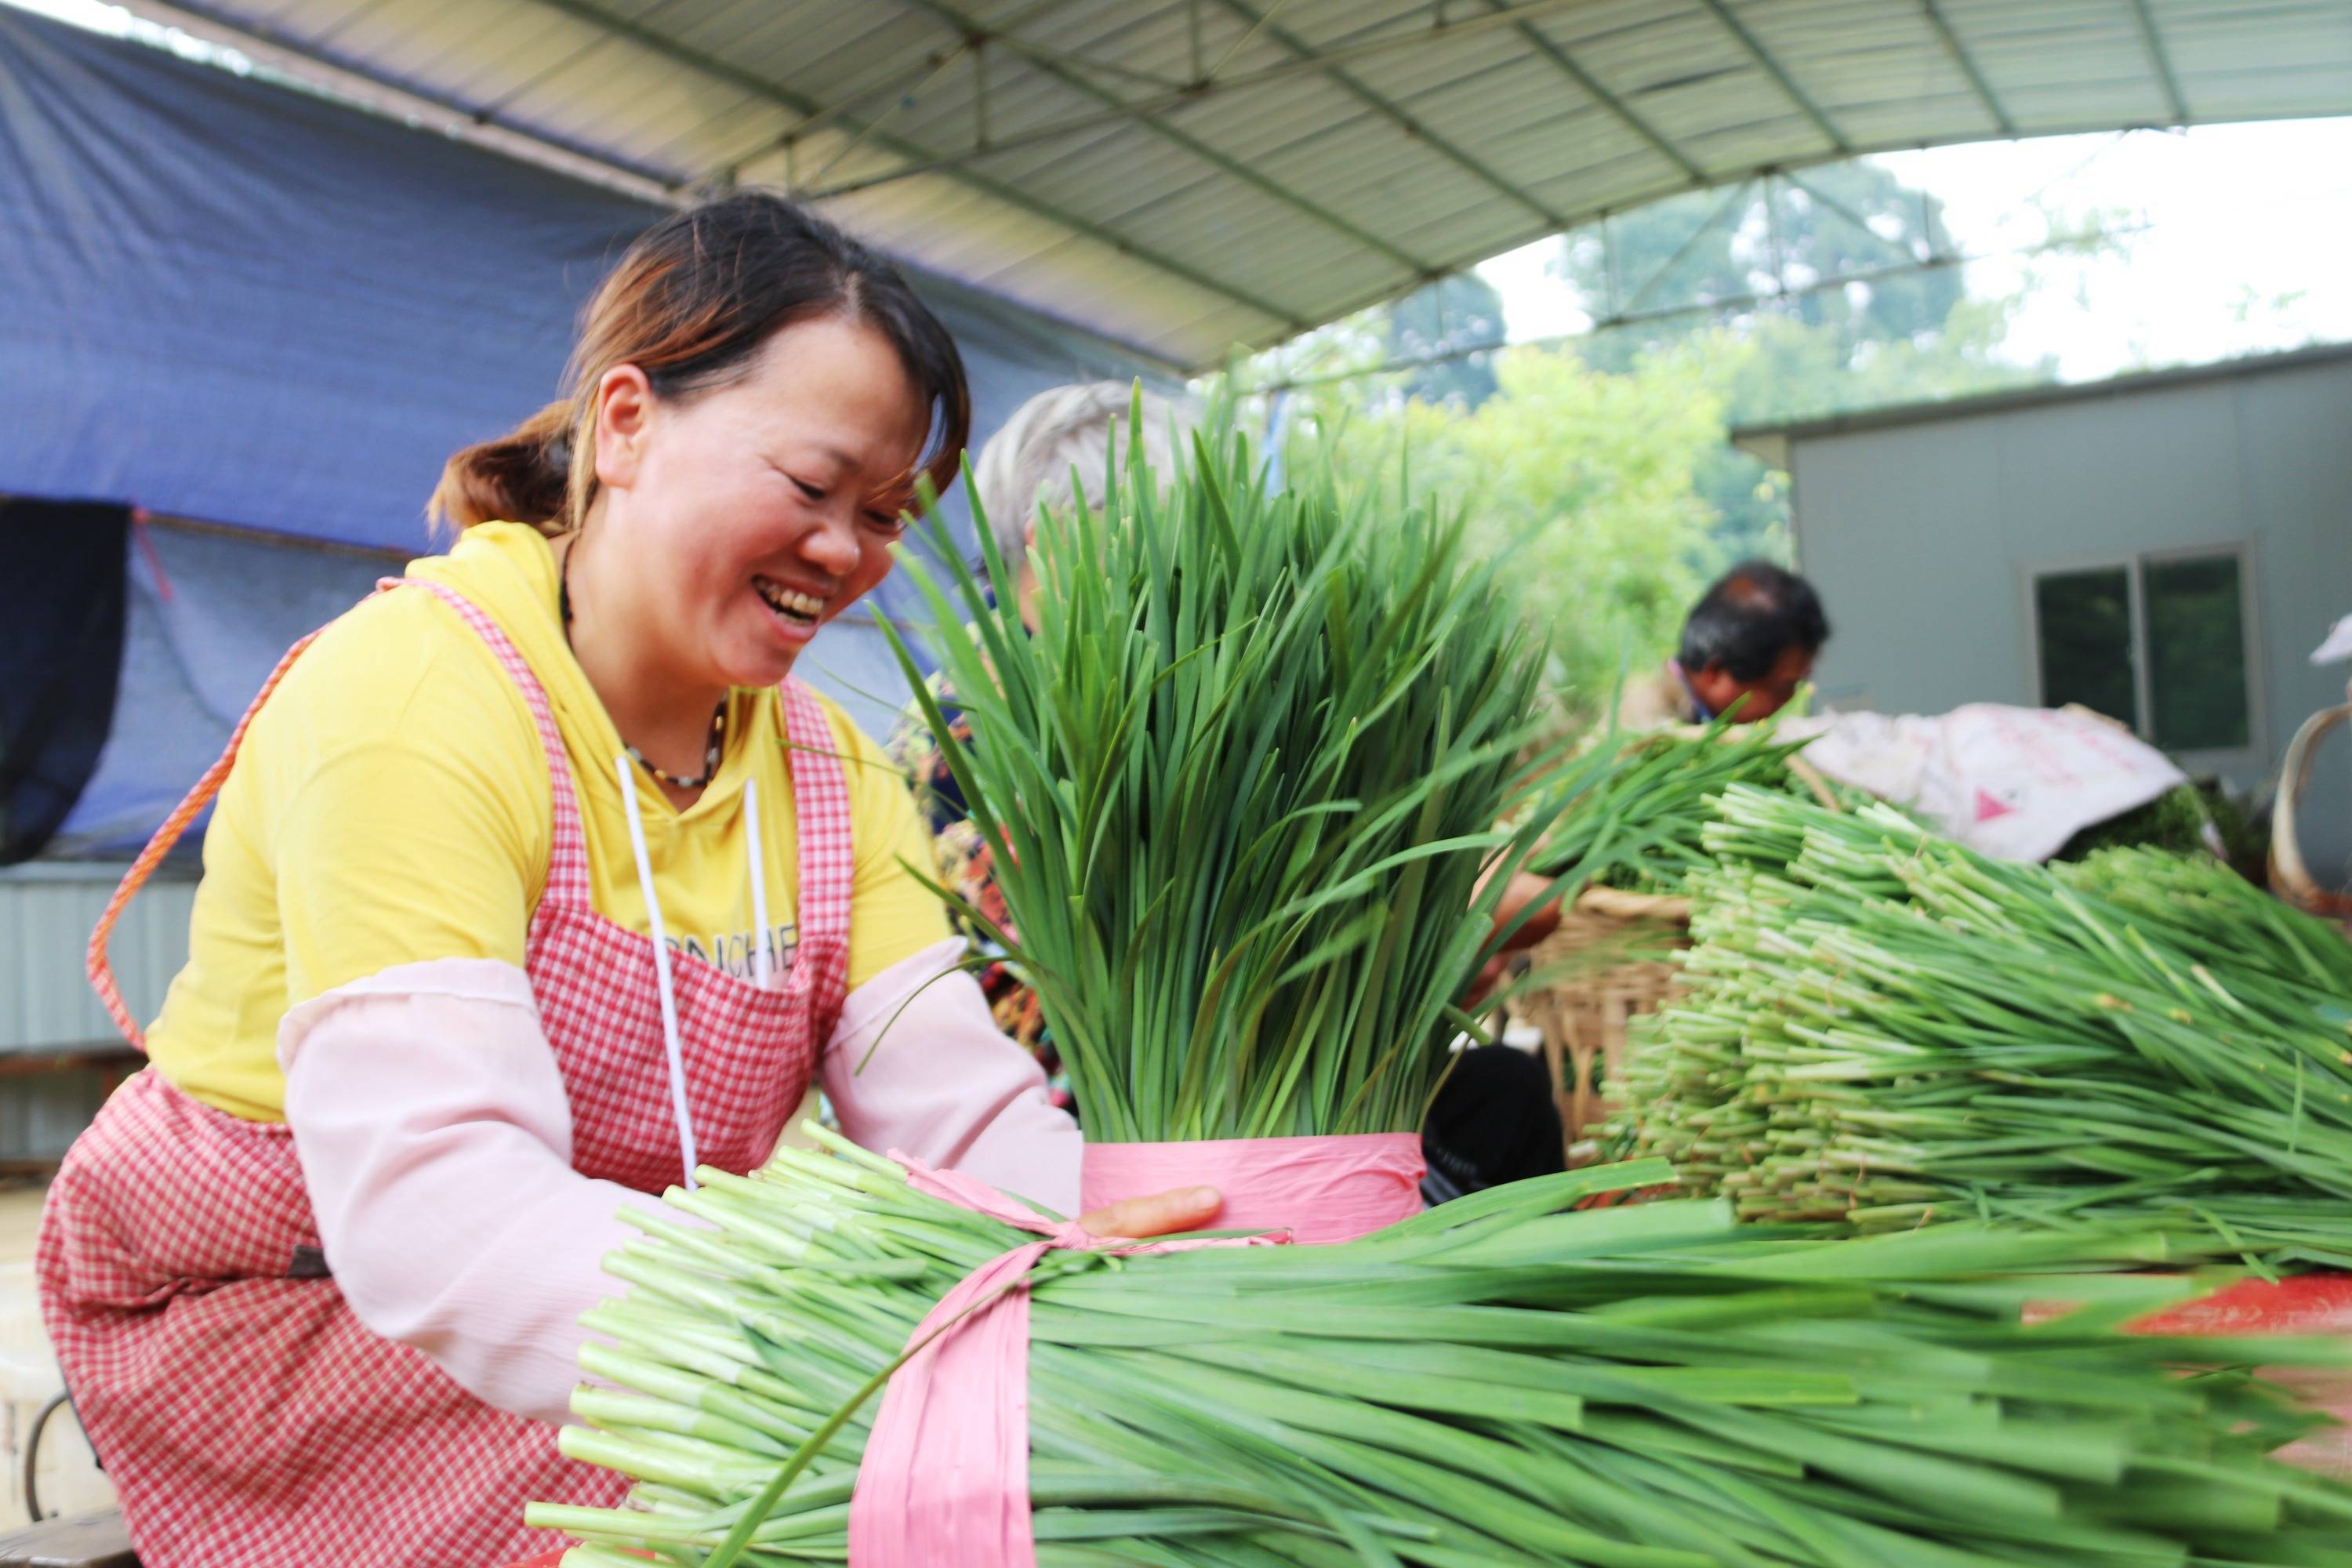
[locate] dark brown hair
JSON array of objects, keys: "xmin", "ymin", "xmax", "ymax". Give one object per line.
[
  {"xmin": 431, "ymin": 192, "xmax": 971, "ymax": 535},
  {"xmin": 1679, "ymin": 560, "xmax": 1831, "ymax": 680}
]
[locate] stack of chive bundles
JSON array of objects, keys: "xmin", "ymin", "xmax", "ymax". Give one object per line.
[
  {"xmin": 1526, "ymin": 713, "xmax": 1824, "ymax": 895},
  {"xmin": 539, "ymin": 1137, "xmax": 2352, "ymax": 1566},
  {"xmin": 884, "ymin": 414, "xmax": 1567, "ymax": 1142},
  {"xmin": 539, "ymin": 424, "xmax": 2352, "ymax": 1566},
  {"xmin": 1606, "ymin": 785, "xmax": 2352, "ymax": 1269}
]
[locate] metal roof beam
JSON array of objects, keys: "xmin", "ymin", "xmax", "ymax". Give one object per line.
[
  {"xmin": 1621, "ymin": 176, "xmax": 1751, "ymax": 314},
  {"xmin": 1204, "ymin": 0, "xmax": 1566, "ymax": 230},
  {"xmin": 147, "ymin": 0, "xmax": 1293, "ymax": 340},
  {"xmin": 1475, "ymin": 0, "xmax": 1706, "ymax": 186},
  {"xmin": 1021, "ymin": 42, "xmax": 1189, "ymax": 94},
  {"xmin": 1781, "ymin": 169, "xmax": 1932, "ymax": 264},
  {"xmin": 2129, "ymin": 0, "xmax": 2191, "ymax": 124},
  {"xmin": 793, "ymin": 0, "xmax": 1661, "ymax": 201},
  {"xmin": 470, "ymin": 0, "xmax": 664, "ymax": 124},
  {"xmin": 1204, "ymin": 0, "xmax": 1295, "ymax": 80},
  {"xmin": 1694, "ymin": 0, "xmax": 1851, "ymax": 154},
  {"xmin": 511, "ymin": 0, "xmax": 1308, "ymax": 335},
  {"xmin": 1228, "ymin": 116, "xmax": 2212, "ymax": 358},
  {"xmin": 887, "ymin": 0, "xmax": 1438, "ymax": 278},
  {"xmin": 669, "ymin": 0, "xmax": 1087, "ymax": 171},
  {"xmin": 1255, "ymin": 214, "xmax": 2161, "ymax": 394},
  {"xmin": 1918, "ymin": 0, "xmax": 2017, "ymax": 138},
  {"xmin": 763, "ymin": 43, "xmax": 976, "ymax": 148}
]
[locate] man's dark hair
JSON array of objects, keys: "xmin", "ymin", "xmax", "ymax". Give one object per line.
[{"xmin": 1678, "ymin": 561, "xmax": 1831, "ymax": 681}]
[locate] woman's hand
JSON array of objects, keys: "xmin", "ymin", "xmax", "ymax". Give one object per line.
[
  {"xmin": 1492, "ymin": 869, "xmax": 1564, "ymax": 953},
  {"xmin": 1469, "ymin": 869, "xmax": 1566, "ymax": 1001},
  {"xmin": 1077, "ymin": 1185, "xmax": 1223, "ymax": 1240}
]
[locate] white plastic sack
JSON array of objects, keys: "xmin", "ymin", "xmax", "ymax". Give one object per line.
[
  {"xmin": 1780, "ymin": 704, "xmax": 2189, "ymax": 862},
  {"xmin": 2312, "ymin": 613, "xmax": 2352, "ymax": 667}
]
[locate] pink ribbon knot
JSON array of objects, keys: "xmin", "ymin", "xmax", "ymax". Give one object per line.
[{"xmin": 846, "ymin": 1134, "xmax": 1423, "ymax": 1568}]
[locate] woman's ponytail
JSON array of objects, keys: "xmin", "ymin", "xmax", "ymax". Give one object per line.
[{"xmin": 429, "ymin": 399, "xmax": 576, "ymax": 535}]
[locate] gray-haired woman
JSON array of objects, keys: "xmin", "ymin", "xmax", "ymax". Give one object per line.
[
  {"xmin": 886, "ymin": 383, "xmax": 1188, "ymax": 1089},
  {"xmin": 969, "ymin": 379, "xmax": 1188, "ymax": 622}
]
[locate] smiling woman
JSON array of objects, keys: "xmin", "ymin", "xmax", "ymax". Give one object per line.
[
  {"xmin": 432, "ymin": 200, "xmax": 967, "ymax": 801},
  {"xmin": 36, "ymin": 194, "xmax": 1210, "ymax": 1568},
  {"xmin": 550, "ymin": 315, "xmax": 936, "ymax": 802}
]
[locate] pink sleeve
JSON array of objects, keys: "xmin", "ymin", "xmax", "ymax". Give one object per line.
[
  {"xmin": 822, "ymin": 938, "xmax": 1082, "ymax": 1217},
  {"xmin": 278, "ymin": 958, "xmax": 662, "ymax": 1427}
]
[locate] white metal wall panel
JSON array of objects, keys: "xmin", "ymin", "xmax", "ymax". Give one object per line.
[
  {"xmin": 1775, "ymin": 352, "xmax": 2352, "ymax": 879},
  {"xmin": 0, "ymin": 869, "xmax": 192, "ymax": 1054}
]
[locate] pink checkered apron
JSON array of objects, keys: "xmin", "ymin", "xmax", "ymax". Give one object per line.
[{"xmin": 37, "ymin": 577, "xmax": 856, "ymax": 1567}]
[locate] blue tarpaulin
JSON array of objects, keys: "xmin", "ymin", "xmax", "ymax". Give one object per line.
[{"xmin": 0, "ymin": 7, "xmax": 1160, "ymax": 855}]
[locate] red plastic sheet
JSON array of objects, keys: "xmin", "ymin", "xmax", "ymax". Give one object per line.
[{"xmin": 2134, "ymin": 1274, "xmax": 2352, "ymax": 1478}]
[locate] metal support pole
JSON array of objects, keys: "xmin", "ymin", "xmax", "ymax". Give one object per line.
[
  {"xmin": 1601, "ymin": 212, "xmax": 1621, "ymax": 321},
  {"xmin": 975, "ymin": 41, "xmax": 989, "ymax": 149}
]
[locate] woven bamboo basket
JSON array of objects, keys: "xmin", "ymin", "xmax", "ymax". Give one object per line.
[
  {"xmin": 1514, "ymin": 887, "xmax": 1691, "ymax": 1167},
  {"xmin": 2272, "ymin": 683, "xmax": 2352, "ymax": 920}
]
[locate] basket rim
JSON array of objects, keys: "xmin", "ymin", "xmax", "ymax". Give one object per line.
[{"xmin": 1570, "ymin": 885, "xmax": 1693, "ymax": 925}]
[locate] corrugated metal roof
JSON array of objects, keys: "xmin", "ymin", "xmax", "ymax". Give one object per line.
[{"xmin": 121, "ymin": 0, "xmax": 2352, "ymax": 369}]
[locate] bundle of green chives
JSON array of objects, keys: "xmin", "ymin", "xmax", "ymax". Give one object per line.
[
  {"xmin": 2062, "ymin": 844, "xmax": 2352, "ymax": 995},
  {"xmin": 879, "ymin": 413, "xmax": 1580, "ymax": 1142},
  {"xmin": 1526, "ymin": 713, "xmax": 1823, "ymax": 895},
  {"xmin": 537, "ymin": 1130, "xmax": 2352, "ymax": 1566},
  {"xmin": 1607, "ymin": 786, "xmax": 2352, "ymax": 1269}
]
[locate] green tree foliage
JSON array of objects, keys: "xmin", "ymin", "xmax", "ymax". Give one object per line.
[
  {"xmin": 1552, "ymin": 164, "xmax": 2053, "ymax": 560},
  {"xmin": 1288, "ymin": 346, "xmax": 1722, "ymax": 718},
  {"xmin": 1232, "ymin": 159, "xmax": 2084, "ymax": 709},
  {"xmin": 1657, "ymin": 295, "xmax": 2038, "ymax": 557},
  {"xmin": 1561, "ymin": 163, "xmax": 1966, "ymax": 370},
  {"xmin": 1379, "ymin": 270, "xmax": 1507, "ymax": 408}
]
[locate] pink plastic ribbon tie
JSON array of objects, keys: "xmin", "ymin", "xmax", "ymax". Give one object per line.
[
  {"xmin": 847, "ymin": 1134, "xmax": 1423, "ymax": 1567},
  {"xmin": 1082, "ymin": 1131, "xmax": 1425, "ymax": 1246}
]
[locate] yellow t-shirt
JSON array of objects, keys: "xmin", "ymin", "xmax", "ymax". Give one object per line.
[{"xmin": 143, "ymin": 522, "xmax": 948, "ymax": 1122}]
